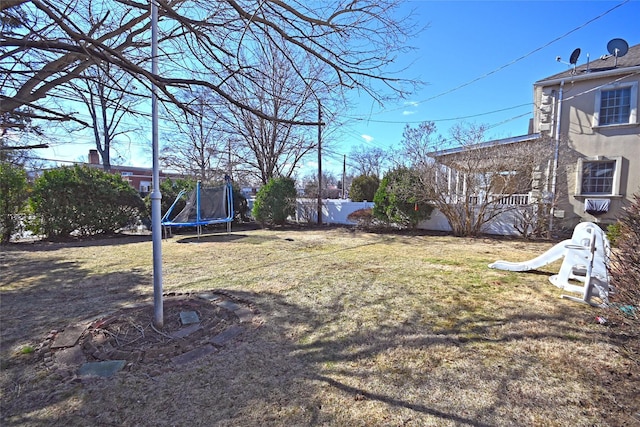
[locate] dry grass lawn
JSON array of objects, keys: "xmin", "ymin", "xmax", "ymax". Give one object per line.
[{"xmin": 1, "ymin": 227, "xmax": 639, "ymax": 426}]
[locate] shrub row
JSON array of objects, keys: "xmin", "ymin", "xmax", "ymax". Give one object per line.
[
  {"xmin": 29, "ymin": 165, "xmax": 146, "ymax": 238},
  {"xmin": 1, "ymin": 164, "xmax": 146, "ymax": 241}
]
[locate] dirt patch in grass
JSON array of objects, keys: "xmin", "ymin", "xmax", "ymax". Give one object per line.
[
  {"xmin": 1, "ymin": 228, "xmax": 639, "ymax": 426},
  {"xmin": 36, "ymin": 291, "xmax": 258, "ymax": 377}
]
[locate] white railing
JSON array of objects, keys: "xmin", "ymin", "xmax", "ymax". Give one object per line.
[
  {"xmin": 467, "ymin": 193, "xmax": 530, "ymax": 206},
  {"xmin": 490, "ymin": 193, "xmax": 530, "ymax": 205}
]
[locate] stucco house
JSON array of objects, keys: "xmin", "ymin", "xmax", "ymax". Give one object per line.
[
  {"xmin": 532, "ymin": 40, "xmax": 640, "ymax": 229},
  {"xmin": 421, "ymin": 40, "xmax": 639, "ymax": 236}
]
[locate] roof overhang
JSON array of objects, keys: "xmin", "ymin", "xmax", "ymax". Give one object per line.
[
  {"xmin": 431, "ymin": 133, "xmax": 541, "ymax": 158},
  {"xmin": 534, "ymin": 65, "xmax": 640, "ymax": 87}
]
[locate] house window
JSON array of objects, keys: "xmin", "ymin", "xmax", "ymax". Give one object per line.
[
  {"xmin": 582, "ymin": 161, "xmax": 614, "ymax": 193},
  {"xmin": 593, "ymin": 82, "xmax": 638, "ymax": 127},
  {"xmin": 599, "ymin": 88, "xmax": 630, "ymax": 125},
  {"xmin": 576, "ymin": 157, "xmax": 622, "ymax": 196},
  {"xmin": 140, "ymin": 181, "xmax": 152, "ymax": 194}
]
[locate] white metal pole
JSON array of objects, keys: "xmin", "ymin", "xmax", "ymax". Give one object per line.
[
  {"xmin": 227, "ymin": 140, "xmax": 232, "ymax": 233},
  {"xmin": 150, "ymin": 0, "xmax": 163, "ymax": 327},
  {"xmin": 317, "ymin": 100, "xmax": 322, "ymax": 225}
]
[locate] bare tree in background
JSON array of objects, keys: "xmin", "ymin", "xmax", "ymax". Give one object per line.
[
  {"xmin": 226, "ymin": 40, "xmax": 330, "ymax": 184},
  {"xmin": 400, "ymin": 122, "xmax": 553, "ymax": 237},
  {"xmin": 67, "ymin": 62, "xmax": 143, "ymax": 171},
  {"xmin": 160, "ymin": 89, "xmax": 228, "ymax": 182},
  {"xmin": 1, "ymin": 108, "xmax": 42, "ymax": 163},
  {"xmin": 1, "ymin": 0, "xmax": 419, "ymax": 130},
  {"xmin": 397, "ymin": 121, "xmax": 446, "ymax": 170},
  {"xmin": 303, "ymin": 171, "xmax": 340, "ymax": 199},
  {"xmin": 349, "ymin": 144, "xmax": 389, "ymax": 178}
]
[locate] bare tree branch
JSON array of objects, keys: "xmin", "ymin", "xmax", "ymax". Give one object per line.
[
  {"xmin": 399, "ymin": 121, "xmax": 556, "ymax": 237},
  {"xmin": 2, "ymin": 0, "xmax": 420, "ymax": 128}
]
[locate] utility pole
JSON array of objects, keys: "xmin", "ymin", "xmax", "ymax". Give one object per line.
[
  {"xmin": 317, "ymin": 99, "xmax": 322, "ymax": 225},
  {"xmin": 342, "ymin": 154, "xmax": 346, "ymax": 199}
]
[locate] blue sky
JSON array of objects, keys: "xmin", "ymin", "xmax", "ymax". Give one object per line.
[
  {"xmin": 317, "ymin": 0, "xmax": 640, "ymax": 175},
  {"xmin": 38, "ymin": 1, "xmax": 639, "ymax": 178}
]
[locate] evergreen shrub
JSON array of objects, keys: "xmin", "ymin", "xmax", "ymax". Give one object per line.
[
  {"xmin": 30, "ymin": 165, "xmax": 145, "ymax": 238},
  {"xmin": 373, "ymin": 167, "xmax": 432, "ymax": 228},
  {"xmin": 0, "ymin": 162, "xmax": 29, "ymax": 243},
  {"xmin": 252, "ymin": 177, "xmax": 297, "ymax": 226}
]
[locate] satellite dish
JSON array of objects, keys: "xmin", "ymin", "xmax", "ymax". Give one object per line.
[
  {"xmin": 607, "ymin": 38, "xmax": 629, "ymax": 57},
  {"xmin": 569, "ymin": 48, "xmax": 581, "ymax": 65}
]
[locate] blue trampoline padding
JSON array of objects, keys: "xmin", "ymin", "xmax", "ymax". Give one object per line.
[
  {"xmin": 161, "ymin": 218, "xmax": 231, "ymax": 227},
  {"xmin": 161, "ymin": 179, "xmax": 234, "ymax": 227}
]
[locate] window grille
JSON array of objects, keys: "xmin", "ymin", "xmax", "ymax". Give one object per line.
[
  {"xmin": 599, "ymin": 87, "xmax": 631, "ymax": 125},
  {"xmin": 581, "ymin": 161, "xmax": 614, "ymax": 194}
]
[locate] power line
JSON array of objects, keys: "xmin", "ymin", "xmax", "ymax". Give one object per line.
[
  {"xmin": 485, "ymin": 112, "xmax": 533, "ymax": 131},
  {"xmin": 561, "ymin": 70, "xmax": 640, "ymax": 102},
  {"xmin": 351, "ymin": 0, "xmax": 630, "ymax": 119},
  {"xmin": 421, "ymin": 1, "xmax": 629, "ymax": 102},
  {"xmin": 343, "ymin": 103, "xmax": 532, "ymax": 124}
]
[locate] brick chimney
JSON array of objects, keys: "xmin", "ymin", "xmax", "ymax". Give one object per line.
[{"xmin": 89, "ymin": 149, "xmax": 100, "ymax": 165}]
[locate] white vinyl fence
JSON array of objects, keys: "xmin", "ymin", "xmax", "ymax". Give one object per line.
[
  {"xmin": 295, "ymin": 199, "xmax": 374, "ymax": 225},
  {"xmin": 294, "ymin": 198, "xmax": 528, "ymax": 236}
]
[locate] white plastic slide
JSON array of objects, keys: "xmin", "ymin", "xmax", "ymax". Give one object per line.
[
  {"xmin": 488, "ymin": 222, "xmax": 611, "ymax": 307},
  {"xmin": 488, "ymin": 239, "xmax": 569, "ymax": 272}
]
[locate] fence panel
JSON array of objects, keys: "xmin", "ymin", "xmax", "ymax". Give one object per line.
[{"xmin": 295, "ymin": 199, "xmax": 374, "ymax": 225}]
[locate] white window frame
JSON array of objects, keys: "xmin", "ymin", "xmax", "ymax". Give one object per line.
[
  {"xmin": 593, "ymin": 81, "xmax": 638, "ymax": 127},
  {"xmin": 140, "ymin": 180, "xmax": 152, "ymax": 193},
  {"xmin": 575, "ymin": 156, "xmax": 622, "ymax": 197}
]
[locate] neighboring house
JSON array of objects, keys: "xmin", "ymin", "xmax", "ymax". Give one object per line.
[
  {"xmin": 422, "ymin": 39, "xmax": 639, "ymax": 236},
  {"xmin": 86, "ymin": 149, "xmax": 183, "ymax": 196},
  {"xmin": 532, "ymin": 40, "xmax": 640, "ymax": 229}
]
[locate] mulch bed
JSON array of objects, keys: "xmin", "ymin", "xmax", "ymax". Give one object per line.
[{"xmin": 39, "ymin": 292, "xmax": 259, "ymax": 378}]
